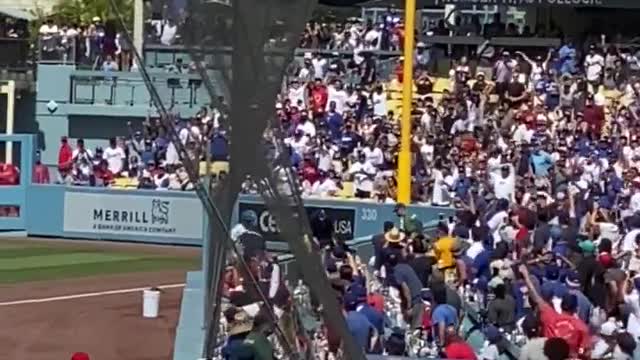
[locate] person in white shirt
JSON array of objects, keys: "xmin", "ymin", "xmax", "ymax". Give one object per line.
[
  {"xmin": 420, "ymin": 139, "xmax": 435, "ymax": 164},
  {"xmin": 326, "ymin": 81, "xmax": 348, "ymax": 114},
  {"xmin": 72, "ymin": 139, "xmax": 94, "ymax": 166},
  {"xmin": 153, "ymin": 165, "xmax": 170, "ymax": 189},
  {"xmin": 585, "ymin": 45, "xmax": 605, "ymax": 84},
  {"xmin": 39, "ymin": 19, "xmax": 58, "ymax": 36},
  {"xmin": 296, "ymin": 116, "xmax": 316, "ymax": 138},
  {"xmin": 160, "ymin": 19, "xmax": 177, "ymax": 46},
  {"xmin": 491, "ymin": 165, "xmax": 515, "ymax": 202},
  {"xmin": 287, "ymin": 80, "xmax": 306, "ymax": 109},
  {"xmin": 102, "ymin": 137, "xmax": 125, "ymax": 175},
  {"xmin": 362, "ymin": 142, "xmax": 383, "ymax": 168},
  {"xmin": 371, "ymin": 86, "xmax": 387, "ymax": 117},
  {"xmin": 487, "ymin": 199, "xmax": 510, "ymax": 245},
  {"xmin": 431, "ymin": 166, "xmax": 452, "ymax": 206},
  {"xmin": 311, "ymin": 53, "xmax": 327, "ymax": 80},
  {"xmin": 285, "ymin": 130, "xmax": 308, "ymax": 156},
  {"xmin": 363, "ymin": 26, "xmax": 380, "ymax": 50},
  {"xmin": 349, "ymin": 153, "xmax": 376, "ymax": 199},
  {"xmin": 311, "ymin": 171, "xmax": 339, "ymax": 197}
]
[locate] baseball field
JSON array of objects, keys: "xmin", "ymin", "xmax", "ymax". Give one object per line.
[{"xmin": 0, "ymin": 237, "xmax": 199, "ymax": 360}]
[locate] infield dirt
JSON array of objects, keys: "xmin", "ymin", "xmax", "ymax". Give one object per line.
[{"xmin": 0, "ymin": 237, "xmax": 200, "ymax": 360}]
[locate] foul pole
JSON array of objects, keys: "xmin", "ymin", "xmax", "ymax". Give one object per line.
[{"xmin": 396, "ymin": 0, "xmax": 416, "ymax": 204}]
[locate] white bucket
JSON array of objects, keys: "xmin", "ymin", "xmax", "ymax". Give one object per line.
[{"xmin": 142, "ymin": 289, "xmax": 161, "ymax": 318}]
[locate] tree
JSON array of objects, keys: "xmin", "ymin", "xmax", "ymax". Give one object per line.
[{"xmin": 50, "ymin": 0, "xmax": 133, "ymax": 29}]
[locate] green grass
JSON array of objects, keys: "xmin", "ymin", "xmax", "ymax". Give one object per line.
[{"xmin": 0, "ymin": 242, "xmax": 199, "ymax": 284}]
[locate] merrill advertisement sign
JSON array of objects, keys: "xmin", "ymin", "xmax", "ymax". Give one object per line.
[
  {"xmin": 238, "ymin": 202, "xmax": 355, "ymax": 242},
  {"xmin": 63, "ymin": 192, "xmax": 203, "ymax": 239}
]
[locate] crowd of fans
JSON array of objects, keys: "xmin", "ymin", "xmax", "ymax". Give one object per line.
[
  {"xmin": 38, "ymin": 17, "xmax": 134, "ymax": 71},
  {"xmin": 29, "ymin": 8, "xmax": 640, "ymax": 359},
  {"xmin": 216, "ymin": 15, "xmax": 640, "ymax": 360}
]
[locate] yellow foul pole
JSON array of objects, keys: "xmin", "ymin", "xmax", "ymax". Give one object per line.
[{"xmin": 396, "ymin": 0, "xmax": 416, "ymax": 204}]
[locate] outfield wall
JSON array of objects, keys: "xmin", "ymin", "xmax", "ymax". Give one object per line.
[{"xmin": 24, "ymin": 186, "xmax": 454, "ymax": 247}]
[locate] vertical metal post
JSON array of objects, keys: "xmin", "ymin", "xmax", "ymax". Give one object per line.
[
  {"xmin": 1, "ymin": 81, "xmax": 16, "ymax": 164},
  {"xmin": 396, "ymin": 0, "xmax": 416, "ymax": 204}
]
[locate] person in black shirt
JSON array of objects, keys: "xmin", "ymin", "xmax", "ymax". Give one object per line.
[
  {"xmin": 371, "ymin": 221, "xmax": 395, "ymax": 270},
  {"xmin": 505, "ymin": 77, "xmax": 526, "ymax": 109},
  {"xmin": 310, "ymin": 209, "xmax": 334, "ymax": 249},
  {"xmin": 407, "ymin": 234, "xmax": 435, "ymax": 288}
]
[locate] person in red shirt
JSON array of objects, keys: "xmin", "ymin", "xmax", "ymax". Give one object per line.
[
  {"xmin": 301, "ymin": 156, "xmax": 319, "ymax": 185},
  {"xmin": 582, "ymin": 95, "xmax": 605, "ymax": 137},
  {"xmin": 0, "ymin": 163, "xmax": 19, "ymax": 185},
  {"xmin": 519, "ymin": 264, "xmax": 591, "ymax": 358},
  {"xmin": 33, "ymin": 159, "xmax": 50, "ymax": 184},
  {"xmin": 93, "ymin": 160, "xmax": 114, "ymax": 185},
  {"xmin": 58, "ymin": 136, "xmax": 73, "ymax": 172},
  {"xmin": 308, "ymin": 78, "xmax": 328, "ymax": 118},
  {"xmin": 443, "ymin": 328, "xmax": 477, "ymax": 360}
]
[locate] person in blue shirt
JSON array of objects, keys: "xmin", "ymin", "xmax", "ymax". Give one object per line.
[
  {"xmin": 388, "ymin": 253, "xmax": 424, "ymax": 329},
  {"xmin": 565, "ymin": 271, "xmax": 593, "ymax": 324},
  {"xmin": 343, "ymin": 293, "xmax": 379, "ymax": 353},
  {"xmin": 325, "ymin": 102, "xmax": 343, "ymax": 142},
  {"xmin": 210, "ymin": 130, "xmax": 229, "ymax": 161},
  {"xmin": 540, "ymin": 264, "xmax": 568, "ymax": 299},
  {"xmin": 530, "ymin": 144, "xmax": 554, "ymax": 177},
  {"xmin": 431, "ymin": 287, "xmax": 458, "ymax": 346},
  {"xmin": 347, "ymin": 284, "xmax": 384, "ymax": 353},
  {"xmin": 557, "ymin": 41, "xmax": 577, "ymax": 75},
  {"xmin": 452, "ymin": 167, "xmax": 473, "ymax": 199}
]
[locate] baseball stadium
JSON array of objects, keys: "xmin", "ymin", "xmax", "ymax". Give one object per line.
[{"xmin": 1, "ymin": 0, "xmax": 640, "ymax": 359}]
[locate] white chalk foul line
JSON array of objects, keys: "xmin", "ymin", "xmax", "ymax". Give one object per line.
[{"xmin": 0, "ymin": 283, "xmax": 186, "ymax": 306}]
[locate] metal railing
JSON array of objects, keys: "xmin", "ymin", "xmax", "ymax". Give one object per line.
[
  {"xmin": 38, "ymin": 34, "xmax": 77, "ymax": 65},
  {"xmin": 69, "ymin": 70, "xmax": 208, "ymax": 107}
]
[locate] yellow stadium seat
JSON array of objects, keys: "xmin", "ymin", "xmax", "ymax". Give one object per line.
[
  {"xmin": 199, "ymin": 161, "xmax": 230, "ymax": 176},
  {"xmin": 432, "ymin": 77, "xmax": 451, "ymax": 93},
  {"xmin": 112, "ymin": 177, "xmax": 139, "ymax": 189},
  {"xmin": 338, "ymin": 181, "xmax": 354, "ymax": 198}
]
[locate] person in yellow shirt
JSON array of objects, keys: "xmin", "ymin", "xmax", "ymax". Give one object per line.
[{"xmin": 433, "ymin": 223, "xmax": 456, "ymax": 271}]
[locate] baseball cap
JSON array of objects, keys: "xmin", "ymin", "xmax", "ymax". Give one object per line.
[
  {"xmin": 578, "ymin": 240, "xmax": 595, "ymax": 254},
  {"xmin": 565, "ymin": 271, "xmax": 580, "ymax": 288},
  {"xmin": 521, "ymin": 314, "xmax": 540, "ymax": 335}
]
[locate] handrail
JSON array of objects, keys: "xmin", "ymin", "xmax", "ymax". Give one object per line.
[
  {"xmin": 143, "ymin": 35, "xmax": 561, "ymax": 55},
  {"xmin": 70, "ymin": 69, "xmax": 204, "ymax": 81}
]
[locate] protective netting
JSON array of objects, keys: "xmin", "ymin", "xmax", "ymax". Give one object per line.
[{"xmin": 176, "ymin": 1, "xmax": 366, "ymax": 359}]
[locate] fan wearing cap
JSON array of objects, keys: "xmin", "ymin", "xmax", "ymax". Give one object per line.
[
  {"xmin": 518, "ymin": 264, "xmax": 591, "ymax": 357},
  {"xmin": 342, "ymin": 292, "xmax": 380, "ymax": 353},
  {"xmin": 564, "ymin": 271, "xmax": 593, "ymax": 324},
  {"xmin": 371, "ymin": 221, "xmax": 395, "ymax": 270}
]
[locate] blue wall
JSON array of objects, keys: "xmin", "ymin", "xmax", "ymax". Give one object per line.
[{"xmin": 24, "ymin": 187, "xmax": 454, "ymax": 247}]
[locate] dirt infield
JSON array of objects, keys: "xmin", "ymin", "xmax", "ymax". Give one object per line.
[{"xmin": 0, "ymin": 237, "xmax": 201, "ymax": 360}]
